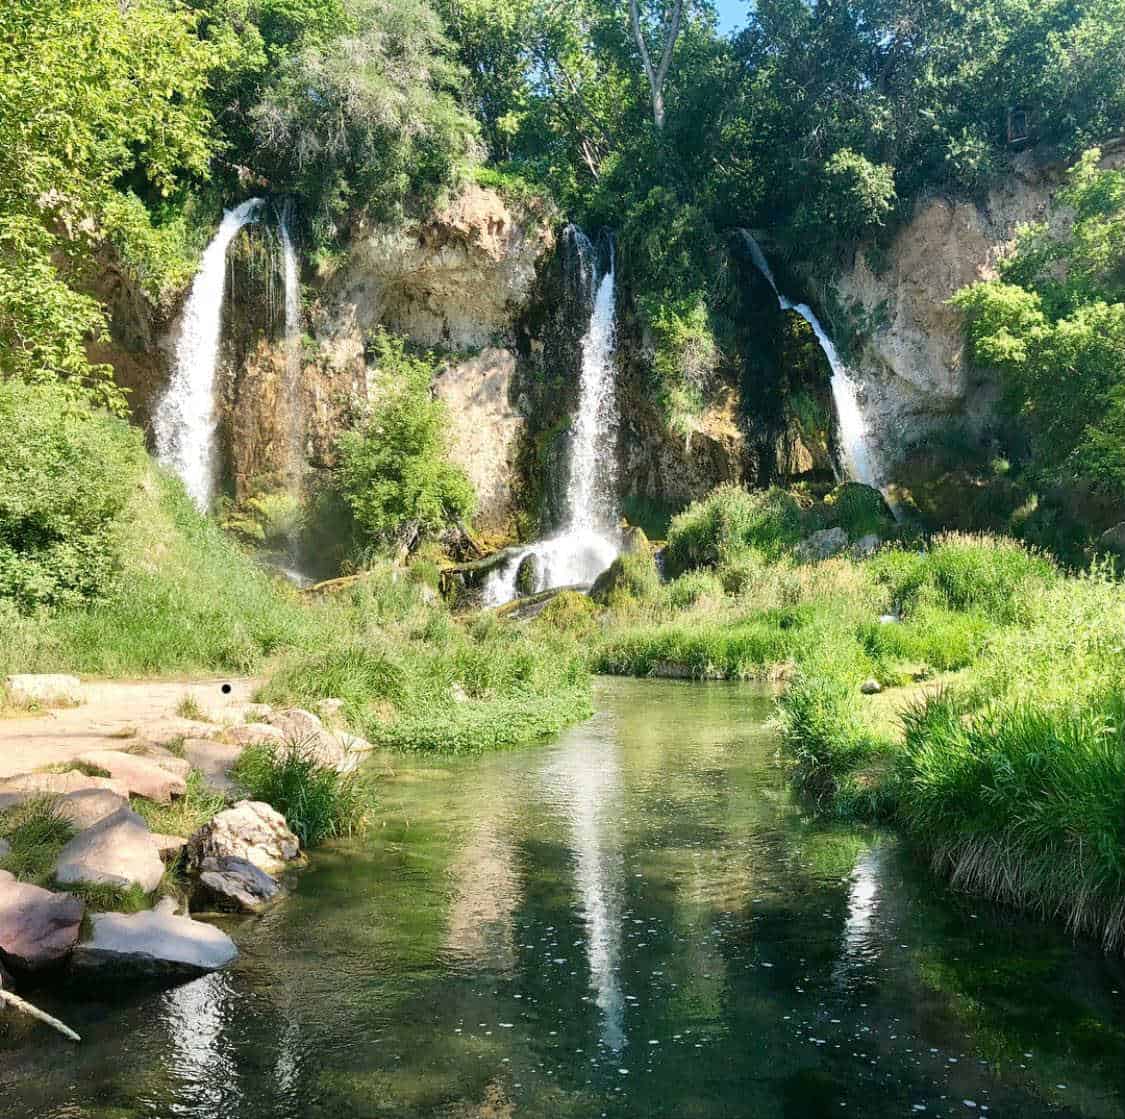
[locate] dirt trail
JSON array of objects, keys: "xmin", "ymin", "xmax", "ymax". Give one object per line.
[{"xmin": 0, "ymin": 678, "xmax": 261, "ymax": 780}]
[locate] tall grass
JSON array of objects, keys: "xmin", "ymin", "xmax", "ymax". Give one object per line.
[
  {"xmin": 0, "ymin": 796, "xmax": 74, "ymax": 886},
  {"xmin": 896, "ymin": 690, "xmax": 1125, "ymax": 949},
  {"xmin": 233, "ymin": 741, "xmax": 375, "ymax": 846}
]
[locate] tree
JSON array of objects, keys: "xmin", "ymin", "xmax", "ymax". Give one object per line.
[
  {"xmin": 953, "ymin": 149, "xmax": 1125, "ymax": 493},
  {"xmin": 335, "ymin": 332, "xmax": 475, "ymax": 556},
  {"xmin": 628, "ymin": 0, "xmax": 686, "ymax": 129}
]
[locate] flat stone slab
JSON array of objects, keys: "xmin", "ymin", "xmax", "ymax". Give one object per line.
[
  {"xmin": 0, "ymin": 872, "xmax": 84, "ymax": 970},
  {"xmin": 222, "ymin": 722, "xmax": 283, "ymax": 747},
  {"xmin": 5, "ymin": 674, "xmax": 83, "ymax": 707},
  {"xmin": 77, "ymin": 751, "xmax": 186, "ymax": 804},
  {"xmin": 196, "ymin": 856, "xmax": 281, "ymax": 914},
  {"xmin": 54, "ymin": 806, "xmax": 164, "ymax": 893},
  {"xmin": 71, "ymin": 908, "xmax": 238, "ymax": 980},
  {"xmin": 55, "ymin": 788, "xmax": 129, "ymax": 831},
  {"xmin": 188, "ymin": 800, "xmax": 301, "ymax": 875},
  {"xmin": 0, "ymin": 770, "xmax": 130, "ymax": 799},
  {"xmin": 135, "ymin": 748, "xmax": 191, "ymax": 781},
  {"xmin": 182, "ymin": 738, "xmax": 244, "ymax": 795}
]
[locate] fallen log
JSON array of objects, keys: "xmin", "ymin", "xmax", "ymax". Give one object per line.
[{"xmin": 0, "ymin": 986, "xmax": 81, "ymax": 1042}]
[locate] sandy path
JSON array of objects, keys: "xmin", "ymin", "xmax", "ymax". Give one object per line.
[{"xmin": 0, "ymin": 677, "xmax": 262, "ymax": 780}]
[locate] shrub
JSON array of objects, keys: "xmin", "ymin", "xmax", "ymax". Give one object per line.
[
  {"xmin": 233, "ymin": 741, "xmax": 375, "ymax": 847},
  {"xmin": 0, "ymin": 381, "xmax": 145, "ymax": 610},
  {"xmin": 534, "ymin": 590, "xmax": 598, "ymax": 633},
  {"xmin": 664, "ymin": 570, "xmax": 724, "ymax": 609},
  {"xmin": 590, "ymin": 552, "xmax": 660, "ymax": 606},
  {"xmin": 335, "ymin": 331, "xmax": 475, "ymax": 556},
  {"xmin": 823, "ymin": 482, "xmax": 893, "ymax": 539},
  {"xmin": 663, "ymin": 486, "xmax": 803, "ymax": 575}
]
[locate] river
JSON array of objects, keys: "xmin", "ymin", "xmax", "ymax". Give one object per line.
[{"xmin": 2, "ymin": 679, "xmax": 1123, "ymax": 1117}]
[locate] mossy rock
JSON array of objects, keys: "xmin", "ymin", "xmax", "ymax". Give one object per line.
[
  {"xmin": 822, "ymin": 482, "xmax": 894, "ymax": 538},
  {"xmin": 590, "ymin": 552, "xmax": 660, "ymax": 606}
]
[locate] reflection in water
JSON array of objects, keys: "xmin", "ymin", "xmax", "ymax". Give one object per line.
[
  {"xmin": 834, "ymin": 847, "xmax": 883, "ymax": 988},
  {"xmin": 543, "ymin": 713, "xmax": 627, "ymax": 1053},
  {"xmin": 161, "ymin": 973, "xmax": 237, "ymax": 1110}
]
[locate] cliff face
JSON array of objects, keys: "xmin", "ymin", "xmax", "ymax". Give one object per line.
[{"xmin": 832, "ymin": 142, "xmax": 1125, "ymax": 473}]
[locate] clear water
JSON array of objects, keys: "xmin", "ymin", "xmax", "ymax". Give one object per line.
[
  {"xmin": 3, "ymin": 679, "xmax": 1123, "ymax": 1118},
  {"xmin": 741, "ymin": 232, "xmax": 879, "ymax": 488},
  {"xmin": 153, "ymin": 199, "xmax": 263, "ymax": 510}
]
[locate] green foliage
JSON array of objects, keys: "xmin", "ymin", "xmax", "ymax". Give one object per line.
[
  {"xmin": 0, "ymin": 382, "xmax": 145, "ymax": 610},
  {"xmin": 897, "ymin": 689, "xmax": 1125, "ymax": 949},
  {"xmin": 233, "ymin": 741, "xmax": 375, "ymax": 846},
  {"xmin": 954, "ymin": 150, "xmax": 1125, "ymax": 494},
  {"xmin": 589, "ymin": 552, "xmax": 661, "ymax": 607},
  {"xmin": 132, "ymin": 770, "xmax": 228, "ymax": 840},
  {"xmin": 664, "ymin": 569, "xmax": 724, "ymax": 609},
  {"xmin": 336, "ymin": 332, "xmax": 476, "ymax": 555},
  {"xmin": 663, "ymin": 485, "xmax": 803, "ymax": 575},
  {"xmin": 822, "ymin": 483, "xmax": 893, "ymax": 540},
  {"xmin": 0, "ymin": 796, "xmax": 75, "ymax": 886},
  {"xmin": 792, "ymin": 149, "xmax": 896, "ymax": 244},
  {"xmin": 250, "ymin": 0, "xmax": 480, "ymax": 231},
  {"xmin": 0, "ymin": 0, "xmax": 215, "ymax": 408}
]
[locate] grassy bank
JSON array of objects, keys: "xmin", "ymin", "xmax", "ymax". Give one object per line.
[{"xmin": 563, "ymin": 487, "xmax": 1125, "ymax": 950}]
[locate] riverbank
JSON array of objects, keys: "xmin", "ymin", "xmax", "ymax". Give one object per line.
[{"xmin": 567, "ymin": 487, "xmax": 1125, "ymax": 952}]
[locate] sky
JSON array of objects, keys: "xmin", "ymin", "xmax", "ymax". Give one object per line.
[{"xmin": 713, "ymin": 0, "xmax": 748, "ymax": 36}]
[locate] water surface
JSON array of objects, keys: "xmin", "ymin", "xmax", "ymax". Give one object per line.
[{"xmin": 3, "ymin": 679, "xmax": 1123, "ymax": 1117}]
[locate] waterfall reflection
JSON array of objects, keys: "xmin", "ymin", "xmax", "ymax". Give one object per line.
[
  {"xmin": 543, "ymin": 721, "xmax": 627, "ymax": 1053},
  {"xmin": 160, "ymin": 972, "xmax": 241, "ymax": 1111}
]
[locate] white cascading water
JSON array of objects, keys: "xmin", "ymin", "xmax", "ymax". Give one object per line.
[
  {"xmin": 277, "ymin": 200, "xmax": 303, "ymax": 486},
  {"xmin": 740, "ymin": 232, "xmax": 878, "ymax": 487},
  {"xmin": 484, "ymin": 231, "xmax": 620, "ymax": 605},
  {"xmin": 154, "ymin": 198, "xmax": 264, "ymax": 508}
]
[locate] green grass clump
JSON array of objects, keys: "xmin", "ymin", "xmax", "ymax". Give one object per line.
[
  {"xmin": 0, "ymin": 796, "xmax": 75, "ymax": 886},
  {"xmin": 664, "ymin": 569, "xmax": 724, "ymax": 609},
  {"xmin": 896, "ymin": 690, "xmax": 1125, "ymax": 950},
  {"xmin": 62, "ymin": 880, "xmax": 153, "ymax": 914},
  {"xmin": 663, "ymin": 485, "xmax": 803, "ymax": 575},
  {"xmin": 233, "ymin": 741, "xmax": 375, "ymax": 847},
  {"xmin": 821, "ymin": 482, "xmax": 894, "ymax": 539},
  {"xmin": 132, "ymin": 770, "xmax": 228, "ymax": 838}
]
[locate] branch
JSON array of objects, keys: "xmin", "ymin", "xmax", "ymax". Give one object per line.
[
  {"xmin": 0, "ymin": 987, "xmax": 81, "ymax": 1042},
  {"xmin": 653, "ymin": 0, "xmax": 685, "ymax": 93}
]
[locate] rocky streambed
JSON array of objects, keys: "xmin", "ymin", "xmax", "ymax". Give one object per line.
[{"xmin": 0, "ymin": 675, "xmax": 374, "ymax": 1038}]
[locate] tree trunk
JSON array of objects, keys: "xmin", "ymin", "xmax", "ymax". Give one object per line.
[{"xmin": 628, "ymin": 0, "xmax": 684, "ymax": 131}]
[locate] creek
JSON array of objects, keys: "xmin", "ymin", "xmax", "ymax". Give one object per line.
[{"xmin": 2, "ymin": 679, "xmax": 1123, "ymax": 1117}]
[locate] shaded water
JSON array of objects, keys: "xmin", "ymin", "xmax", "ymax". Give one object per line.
[{"xmin": 3, "ymin": 679, "xmax": 1124, "ymax": 1117}]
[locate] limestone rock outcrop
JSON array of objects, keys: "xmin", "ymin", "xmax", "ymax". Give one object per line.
[
  {"xmin": 77, "ymin": 750, "xmax": 186, "ymax": 804},
  {"xmin": 187, "ymin": 800, "xmax": 302, "ymax": 876}
]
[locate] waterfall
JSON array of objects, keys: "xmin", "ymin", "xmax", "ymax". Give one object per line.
[
  {"xmin": 154, "ymin": 198, "xmax": 264, "ymax": 509},
  {"xmin": 740, "ymin": 232, "xmax": 878, "ymax": 488},
  {"xmin": 483, "ymin": 229, "xmax": 621, "ymax": 605},
  {"xmin": 277, "ymin": 199, "xmax": 303, "ymax": 489}
]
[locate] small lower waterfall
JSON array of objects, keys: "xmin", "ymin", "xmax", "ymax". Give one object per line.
[
  {"xmin": 740, "ymin": 232, "xmax": 878, "ymax": 487},
  {"xmin": 484, "ymin": 229, "xmax": 620, "ymax": 605},
  {"xmin": 154, "ymin": 198, "xmax": 264, "ymax": 508}
]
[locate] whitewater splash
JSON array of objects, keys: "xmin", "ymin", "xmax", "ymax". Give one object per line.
[
  {"xmin": 484, "ymin": 230, "xmax": 620, "ymax": 605},
  {"xmin": 154, "ymin": 198, "xmax": 264, "ymax": 508},
  {"xmin": 740, "ymin": 232, "xmax": 878, "ymax": 487}
]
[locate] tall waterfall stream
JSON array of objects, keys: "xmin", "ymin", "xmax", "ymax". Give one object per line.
[
  {"xmin": 741, "ymin": 232, "xmax": 879, "ymax": 487},
  {"xmin": 154, "ymin": 198, "xmax": 264, "ymax": 509},
  {"xmin": 484, "ymin": 229, "xmax": 621, "ymax": 605}
]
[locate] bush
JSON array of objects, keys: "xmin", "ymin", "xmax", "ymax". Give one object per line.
[
  {"xmin": 233, "ymin": 741, "xmax": 375, "ymax": 847},
  {"xmin": 664, "ymin": 570, "xmax": 724, "ymax": 609},
  {"xmin": 0, "ymin": 381, "xmax": 145, "ymax": 610},
  {"xmin": 823, "ymin": 482, "xmax": 893, "ymax": 539},
  {"xmin": 335, "ymin": 331, "xmax": 475, "ymax": 556},
  {"xmin": 590, "ymin": 552, "xmax": 661, "ymax": 606},
  {"xmin": 663, "ymin": 485, "xmax": 803, "ymax": 575}
]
